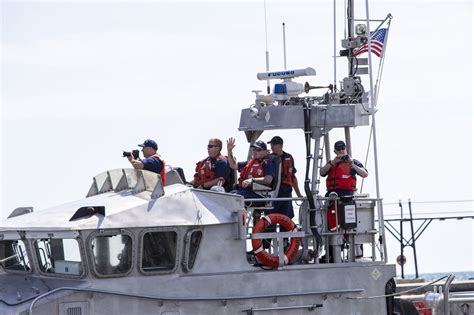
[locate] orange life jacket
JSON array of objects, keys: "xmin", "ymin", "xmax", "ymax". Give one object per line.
[
  {"xmin": 193, "ymin": 154, "xmax": 226, "ymax": 186},
  {"xmin": 151, "ymin": 153, "xmax": 166, "ymax": 185},
  {"xmin": 280, "ymin": 152, "xmax": 295, "ymax": 186},
  {"xmin": 238, "ymin": 158, "xmax": 267, "ymax": 188},
  {"xmin": 326, "ymin": 161, "xmax": 356, "ymax": 191}
]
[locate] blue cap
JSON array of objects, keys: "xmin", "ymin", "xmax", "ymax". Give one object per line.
[
  {"xmin": 250, "ymin": 140, "xmax": 267, "ymax": 150},
  {"xmin": 334, "ymin": 140, "xmax": 346, "ymax": 150},
  {"xmin": 138, "ymin": 139, "xmax": 158, "ymax": 150},
  {"xmin": 267, "ymin": 136, "xmax": 283, "ymax": 145}
]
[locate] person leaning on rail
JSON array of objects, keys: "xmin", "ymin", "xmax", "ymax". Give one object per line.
[
  {"xmin": 189, "ymin": 138, "xmax": 231, "ymax": 191},
  {"xmin": 319, "ymin": 140, "xmax": 368, "ymax": 231}
]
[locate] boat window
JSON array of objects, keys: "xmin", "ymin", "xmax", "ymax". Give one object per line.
[
  {"xmin": 0, "ymin": 240, "xmax": 30, "ymax": 272},
  {"xmin": 141, "ymin": 231, "xmax": 177, "ymax": 272},
  {"xmin": 34, "ymin": 238, "xmax": 83, "ymax": 276},
  {"xmin": 91, "ymin": 234, "xmax": 132, "ymax": 276},
  {"xmin": 184, "ymin": 230, "xmax": 202, "ymax": 272}
]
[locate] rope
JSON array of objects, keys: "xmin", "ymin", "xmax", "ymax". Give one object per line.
[
  {"xmin": 359, "ymin": 123, "xmax": 373, "ymax": 193},
  {"xmin": 360, "ymin": 15, "xmax": 393, "ymax": 194},
  {"xmin": 384, "ymin": 199, "xmax": 474, "ymax": 205},
  {"xmin": 347, "ymin": 275, "xmax": 448, "ymax": 300}
]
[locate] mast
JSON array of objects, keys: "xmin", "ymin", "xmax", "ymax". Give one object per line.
[
  {"xmin": 364, "ymin": 0, "xmax": 387, "ymax": 262},
  {"xmin": 239, "ymin": 0, "xmax": 392, "ymax": 267},
  {"xmin": 347, "ymin": 0, "xmax": 355, "ymax": 77}
]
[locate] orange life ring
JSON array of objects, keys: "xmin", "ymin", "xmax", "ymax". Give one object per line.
[{"xmin": 251, "ymin": 213, "xmax": 301, "ymax": 268}]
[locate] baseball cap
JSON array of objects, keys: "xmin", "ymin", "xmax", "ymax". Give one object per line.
[
  {"xmin": 250, "ymin": 140, "xmax": 267, "ymax": 150},
  {"xmin": 334, "ymin": 140, "xmax": 346, "ymax": 150},
  {"xmin": 267, "ymin": 136, "xmax": 283, "ymax": 145},
  {"xmin": 138, "ymin": 139, "xmax": 158, "ymax": 150}
]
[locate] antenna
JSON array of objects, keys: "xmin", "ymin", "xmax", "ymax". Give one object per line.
[
  {"xmin": 333, "ymin": 0, "xmax": 337, "ymax": 89},
  {"xmin": 263, "ymin": 0, "xmax": 271, "ymax": 94},
  {"xmin": 282, "ymin": 22, "xmax": 287, "ymax": 69}
]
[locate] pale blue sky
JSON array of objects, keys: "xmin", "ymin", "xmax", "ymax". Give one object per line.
[{"xmin": 1, "ymin": 0, "xmax": 472, "ymax": 274}]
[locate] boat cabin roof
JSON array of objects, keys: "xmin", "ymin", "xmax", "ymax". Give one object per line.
[{"xmin": 0, "ymin": 169, "xmax": 243, "ymax": 233}]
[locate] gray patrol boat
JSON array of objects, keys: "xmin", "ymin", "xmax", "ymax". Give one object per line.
[{"xmin": 2, "ymin": 1, "xmax": 451, "ymax": 314}]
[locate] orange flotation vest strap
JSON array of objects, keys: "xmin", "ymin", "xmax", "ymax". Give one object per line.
[
  {"xmin": 193, "ymin": 154, "xmax": 226, "ymax": 186},
  {"xmin": 238, "ymin": 158, "xmax": 272, "ymax": 188},
  {"xmin": 280, "ymin": 152, "xmax": 296, "ymax": 186},
  {"xmin": 151, "ymin": 153, "xmax": 166, "ymax": 185}
]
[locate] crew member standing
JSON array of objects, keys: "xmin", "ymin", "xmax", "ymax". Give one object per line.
[
  {"xmin": 267, "ymin": 136, "xmax": 302, "ymax": 218},
  {"xmin": 127, "ymin": 139, "xmax": 166, "ymax": 185},
  {"xmin": 189, "ymin": 138, "xmax": 231, "ymax": 190},
  {"xmin": 319, "ymin": 140, "xmax": 368, "ymax": 230}
]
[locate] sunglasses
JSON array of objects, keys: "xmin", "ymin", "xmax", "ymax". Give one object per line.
[
  {"xmin": 207, "ymin": 144, "xmax": 218, "ymax": 149},
  {"xmin": 335, "ymin": 147, "xmax": 346, "ymax": 151},
  {"xmin": 253, "ymin": 148, "xmax": 264, "ymax": 152}
]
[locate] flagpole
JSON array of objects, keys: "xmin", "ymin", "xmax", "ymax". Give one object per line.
[{"xmin": 375, "ymin": 16, "xmax": 392, "ymax": 103}]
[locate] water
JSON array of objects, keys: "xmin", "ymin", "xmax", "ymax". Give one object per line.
[{"xmin": 401, "ymin": 271, "xmax": 474, "ymax": 282}]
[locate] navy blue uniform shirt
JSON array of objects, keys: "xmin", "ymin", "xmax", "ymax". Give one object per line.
[
  {"xmin": 142, "ymin": 156, "xmax": 163, "ymax": 174},
  {"xmin": 213, "ymin": 157, "xmax": 231, "ymax": 179}
]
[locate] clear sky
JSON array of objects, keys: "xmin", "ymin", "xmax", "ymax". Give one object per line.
[{"xmin": 1, "ymin": 0, "xmax": 472, "ymax": 274}]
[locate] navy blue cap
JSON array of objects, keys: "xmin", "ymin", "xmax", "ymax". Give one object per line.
[
  {"xmin": 138, "ymin": 139, "xmax": 158, "ymax": 150},
  {"xmin": 267, "ymin": 136, "xmax": 283, "ymax": 145},
  {"xmin": 334, "ymin": 140, "xmax": 346, "ymax": 150},
  {"xmin": 251, "ymin": 140, "xmax": 267, "ymax": 150}
]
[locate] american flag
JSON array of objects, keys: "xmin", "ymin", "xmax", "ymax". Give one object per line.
[{"xmin": 353, "ymin": 28, "xmax": 387, "ymax": 57}]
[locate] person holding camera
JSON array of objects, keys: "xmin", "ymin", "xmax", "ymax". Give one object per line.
[
  {"xmin": 320, "ymin": 140, "xmax": 368, "ymax": 231},
  {"xmin": 125, "ymin": 139, "xmax": 166, "ymax": 185},
  {"xmin": 189, "ymin": 138, "xmax": 231, "ymax": 191}
]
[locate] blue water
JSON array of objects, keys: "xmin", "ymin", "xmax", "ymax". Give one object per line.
[{"xmin": 401, "ymin": 271, "xmax": 474, "ymax": 282}]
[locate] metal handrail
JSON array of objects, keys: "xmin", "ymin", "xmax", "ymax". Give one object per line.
[
  {"xmin": 388, "ymin": 274, "xmax": 474, "ymax": 315},
  {"xmin": 28, "ymin": 286, "xmax": 364, "ymax": 314},
  {"xmin": 443, "ymin": 274, "xmax": 455, "ymax": 314},
  {"xmin": 242, "ymin": 303, "xmax": 323, "ymax": 314},
  {"xmin": 244, "ymin": 197, "xmax": 307, "ymax": 202},
  {"xmin": 348, "ymin": 275, "xmax": 449, "ymax": 300},
  {"xmin": 244, "ymin": 196, "xmax": 379, "ymax": 203},
  {"xmin": 244, "ymin": 195, "xmax": 383, "ymax": 264}
]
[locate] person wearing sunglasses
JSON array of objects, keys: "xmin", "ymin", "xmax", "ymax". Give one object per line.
[
  {"xmin": 226, "ymin": 137, "xmax": 276, "ymax": 199},
  {"xmin": 320, "ymin": 140, "xmax": 368, "ymax": 231},
  {"xmin": 189, "ymin": 138, "xmax": 230, "ymax": 190}
]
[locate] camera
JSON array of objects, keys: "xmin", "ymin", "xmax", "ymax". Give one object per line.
[
  {"xmin": 122, "ymin": 150, "xmax": 140, "ymax": 159},
  {"xmin": 341, "ymin": 155, "xmax": 349, "ymax": 162}
]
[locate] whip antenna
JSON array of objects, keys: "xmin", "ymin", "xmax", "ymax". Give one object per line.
[
  {"xmin": 282, "ymin": 22, "xmax": 287, "ymax": 69},
  {"xmin": 263, "ymin": 0, "xmax": 271, "ymax": 94}
]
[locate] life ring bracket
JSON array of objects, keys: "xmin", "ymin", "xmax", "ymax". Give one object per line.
[{"xmin": 251, "ymin": 213, "xmax": 302, "ymax": 268}]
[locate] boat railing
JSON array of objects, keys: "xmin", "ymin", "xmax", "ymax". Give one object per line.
[
  {"xmin": 395, "ymin": 274, "xmax": 474, "ymax": 315},
  {"xmin": 243, "ymin": 195, "xmax": 383, "ymax": 265},
  {"xmin": 28, "ymin": 285, "xmax": 364, "ymax": 315}
]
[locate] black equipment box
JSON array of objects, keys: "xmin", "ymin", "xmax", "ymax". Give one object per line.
[{"xmin": 337, "ymin": 196, "xmax": 357, "ymax": 229}]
